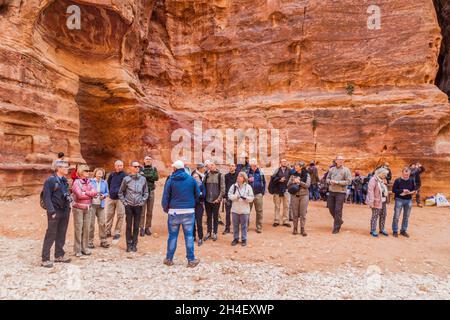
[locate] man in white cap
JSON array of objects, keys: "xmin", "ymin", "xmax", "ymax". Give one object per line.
[
  {"xmin": 326, "ymin": 155, "xmax": 352, "ymax": 234},
  {"xmin": 161, "ymin": 160, "xmax": 201, "ymax": 267}
]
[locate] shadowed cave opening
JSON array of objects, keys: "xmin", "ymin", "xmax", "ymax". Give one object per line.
[{"xmin": 434, "ymin": 0, "xmax": 450, "ymax": 100}]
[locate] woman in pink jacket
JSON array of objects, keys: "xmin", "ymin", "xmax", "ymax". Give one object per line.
[
  {"xmin": 72, "ymin": 164, "xmax": 98, "ymax": 257},
  {"xmin": 366, "ymin": 168, "xmax": 390, "ymax": 237}
]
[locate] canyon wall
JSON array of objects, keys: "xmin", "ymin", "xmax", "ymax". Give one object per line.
[{"xmin": 0, "ymin": 0, "xmax": 449, "ymax": 199}]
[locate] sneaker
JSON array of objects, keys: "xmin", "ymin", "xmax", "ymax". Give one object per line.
[
  {"xmin": 140, "ymin": 228, "xmax": 145, "ymax": 237},
  {"xmin": 88, "ymin": 243, "xmax": 95, "ymax": 249},
  {"xmin": 256, "ymin": 229, "xmax": 262, "ymax": 234},
  {"xmin": 82, "ymin": 250, "xmax": 91, "ymax": 256},
  {"xmin": 400, "ymin": 231, "xmax": 410, "ymax": 238},
  {"xmin": 393, "ymin": 232, "xmax": 399, "ymax": 238},
  {"xmin": 218, "ymin": 221, "xmax": 225, "ymax": 226},
  {"xmin": 203, "ymin": 233, "xmax": 211, "ymax": 241},
  {"xmin": 272, "ymin": 223, "xmax": 279, "ymax": 227},
  {"xmin": 112, "ymin": 234, "xmax": 120, "ymax": 244},
  {"xmin": 145, "ymin": 228, "xmax": 152, "ymax": 236},
  {"xmin": 370, "ymin": 231, "xmax": 379, "ymax": 237},
  {"xmin": 163, "ymin": 258, "xmax": 174, "ymax": 266},
  {"xmin": 75, "ymin": 252, "xmax": 83, "ymax": 258},
  {"xmin": 282, "ymin": 223, "xmax": 291, "ymax": 228},
  {"xmin": 100, "ymin": 242, "xmax": 110, "ymax": 248},
  {"xmin": 41, "ymin": 260, "xmax": 53, "ymax": 268},
  {"xmin": 241, "ymin": 240, "xmax": 247, "ymax": 247},
  {"xmin": 222, "ymin": 229, "xmax": 230, "ymax": 235},
  {"xmin": 231, "ymin": 239, "xmax": 239, "ymax": 246},
  {"xmin": 131, "ymin": 245, "xmax": 137, "ymax": 252},
  {"xmin": 300, "ymin": 228, "xmax": 307, "ymax": 237},
  {"xmin": 126, "ymin": 245, "xmax": 131, "ymax": 253},
  {"xmin": 54, "ymin": 256, "xmax": 71, "ymax": 263},
  {"xmin": 212, "ymin": 233, "xmax": 218, "ymax": 241},
  {"xmin": 379, "ymin": 230, "xmax": 389, "ymax": 237},
  {"xmin": 187, "ymin": 259, "xmax": 200, "ymax": 268},
  {"xmin": 197, "ymin": 239, "xmax": 203, "ymax": 246}
]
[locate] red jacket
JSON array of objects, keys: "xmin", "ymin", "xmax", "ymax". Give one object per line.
[{"xmin": 72, "ymin": 178, "xmax": 97, "ymax": 210}]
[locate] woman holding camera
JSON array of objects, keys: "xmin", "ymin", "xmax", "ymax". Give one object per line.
[
  {"xmin": 287, "ymin": 161, "xmax": 311, "ymax": 236},
  {"xmin": 228, "ymin": 172, "xmax": 254, "ymax": 247}
]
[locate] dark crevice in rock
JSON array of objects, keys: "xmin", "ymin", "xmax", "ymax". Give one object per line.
[{"xmin": 434, "ymin": 0, "xmax": 450, "ymax": 99}]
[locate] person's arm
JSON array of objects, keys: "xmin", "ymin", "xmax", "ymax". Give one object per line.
[
  {"xmin": 161, "ymin": 178, "xmax": 171, "ymax": 213},
  {"xmin": 366, "ymin": 178, "xmax": 375, "ymax": 207},
  {"xmin": 84, "ymin": 183, "xmax": 98, "ymax": 198},
  {"xmin": 142, "ymin": 179, "xmax": 149, "ymax": 202},
  {"xmin": 261, "ymin": 172, "xmax": 266, "ymax": 195},
  {"xmin": 107, "ymin": 174, "xmax": 112, "ymax": 191},
  {"xmin": 392, "ymin": 179, "xmax": 400, "ymax": 196},
  {"xmin": 216, "ymin": 174, "xmax": 225, "ymax": 202},
  {"xmin": 228, "ymin": 184, "xmax": 238, "ymax": 201},
  {"xmin": 118, "ymin": 179, "xmax": 127, "ymax": 205},
  {"xmin": 299, "ymin": 173, "xmax": 311, "ymax": 189},
  {"xmin": 72, "ymin": 179, "xmax": 85, "ymax": 199},
  {"xmin": 245, "ymin": 185, "xmax": 254, "ymax": 203},
  {"xmin": 325, "ymin": 169, "xmax": 332, "ymax": 184},
  {"xmin": 152, "ymin": 168, "xmax": 159, "ymax": 182},
  {"xmin": 337, "ymin": 168, "xmax": 352, "ymax": 186},
  {"xmin": 103, "ymin": 181, "xmax": 109, "ymax": 198},
  {"xmin": 43, "ymin": 177, "xmax": 56, "ymax": 214},
  {"xmin": 193, "ymin": 179, "xmax": 200, "ymax": 203}
]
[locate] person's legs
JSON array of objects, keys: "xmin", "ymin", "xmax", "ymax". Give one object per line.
[
  {"xmin": 81, "ymin": 210, "xmax": 91, "ymax": 253},
  {"xmin": 105, "ymin": 199, "xmax": 116, "ymax": 236},
  {"xmin": 273, "ymin": 194, "xmax": 281, "ymax": 224},
  {"xmin": 88, "ymin": 206, "xmax": 97, "ymax": 246},
  {"xmin": 334, "ymin": 193, "xmax": 345, "ymax": 230},
  {"xmin": 291, "ymin": 195, "xmax": 300, "ymax": 233},
  {"xmin": 97, "ymin": 206, "xmax": 107, "ymax": 244},
  {"xmin": 232, "ymin": 212, "xmax": 239, "ymax": 240},
  {"xmin": 205, "ymin": 202, "xmax": 213, "ymax": 236},
  {"xmin": 54, "ymin": 211, "xmax": 70, "ymax": 258},
  {"xmin": 281, "ymin": 193, "xmax": 289, "ymax": 224},
  {"xmin": 139, "ymin": 199, "xmax": 147, "ymax": 229},
  {"xmin": 416, "ymin": 189, "xmax": 421, "ymax": 206},
  {"xmin": 212, "ymin": 203, "xmax": 220, "ymax": 235},
  {"xmin": 42, "ymin": 213, "xmax": 59, "ymax": 261},
  {"xmin": 327, "ymin": 192, "xmax": 336, "ymax": 219},
  {"xmin": 166, "ymin": 214, "xmax": 181, "ymax": 261},
  {"xmin": 370, "ymin": 208, "xmax": 379, "ymax": 233},
  {"xmin": 379, "ymin": 202, "xmax": 387, "ymax": 232},
  {"xmin": 114, "ymin": 201, "xmax": 125, "ymax": 236},
  {"xmin": 401, "ymin": 199, "xmax": 413, "ymax": 233},
  {"xmin": 225, "ymin": 200, "xmax": 232, "ymax": 231},
  {"xmin": 392, "ymin": 199, "xmax": 403, "ymax": 233},
  {"xmin": 299, "ymin": 195, "xmax": 309, "ymax": 230},
  {"xmin": 124, "ymin": 206, "xmax": 133, "ymax": 246},
  {"xmin": 254, "ymin": 194, "xmax": 264, "ymax": 232},
  {"xmin": 241, "ymin": 214, "xmax": 249, "ymax": 241},
  {"xmin": 72, "ymin": 208, "xmax": 83, "ymax": 254},
  {"xmin": 132, "ymin": 206, "xmax": 142, "ymax": 246},
  {"xmin": 181, "ymin": 213, "xmax": 195, "ymax": 262},
  {"xmin": 194, "ymin": 203, "xmax": 204, "ymax": 240}
]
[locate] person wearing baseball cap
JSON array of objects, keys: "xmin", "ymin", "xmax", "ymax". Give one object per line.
[{"xmin": 161, "ymin": 160, "xmax": 201, "ymax": 267}]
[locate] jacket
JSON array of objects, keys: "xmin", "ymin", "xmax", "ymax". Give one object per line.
[
  {"xmin": 287, "ymin": 170, "xmax": 311, "ymax": 196},
  {"xmin": 107, "ymin": 171, "xmax": 127, "ymax": 200},
  {"xmin": 89, "ymin": 178, "xmax": 109, "ymax": 208},
  {"xmin": 247, "ymin": 167, "xmax": 266, "ymax": 195},
  {"xmin": 224, "ymin": 171, "xmax": 239, "ymax": 199},
  {"xmin": 203, "ymin": 170, "xmax": 225, "ymax": 203},
  {"xmin": 326, "ymin": 166, "xmax": 352, "ymax": 193},
  {"xmin": 366, "ymin": 176, "xmax": 387, "ymax": 209},
  {"xmin": 271, "ymin": 166, "xmax": 291, "ymax": 194},
  {"xmin": 228, "ymin": 182, "xmax": 255, "ymax": 215},
  {"xmin": 43, "ymin": 174, "xmax": 71, "ymax": 214},
  {"xmin": 307, "ymin": 165, "xmax": 320, "ymax": 185},
  {"xmin": 161, "ymin": 169, "xmax": 200, "ymax": 213},
  {"xmin": 72, "ymin": 178, "xmax": 98, "ymax": 210},
  {"xmin": 118, "ymin": 174, "xmax": 149, "ymax": 207},
  {"xmin": 140, "ymin": 165, "xmax": 159, "ymax": 191}
]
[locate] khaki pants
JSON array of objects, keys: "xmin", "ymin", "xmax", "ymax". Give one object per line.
[
  {"xmin": 249, "ymin": 193, "xmax": 264, "ymax": 232},
  {"xmin": 140, "ymin": 190, "xmax": 155, "ymax": 229},
  {"xmin": 89, "ymin": 204, "xmax": 107, "ymax": 245},
  {"xmin": 291, "ymin": 194, "xmax": 309, "ymax": 229},
  {"xmin": 273, "ymin": 192, "xmax": 289, "ymax": 224},
  {"xmin": 73, "ymin": 207, "xmax": 90, "ymax": 254},
  {"xmin": 105, "ymin": 199, "xmax": 125, "ymax": 236}
]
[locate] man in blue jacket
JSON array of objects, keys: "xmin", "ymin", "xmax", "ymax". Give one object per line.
[
  {"xmin": 246, "ymin": 158, "xmax": 266, "ymax": 233},
  {"xmin": 41, "ymin": 160, "xmax": 72, "ymax": 268},
  {"xmin": 162, "ymin": 160, "xmax": 201, "ymax": 267}
]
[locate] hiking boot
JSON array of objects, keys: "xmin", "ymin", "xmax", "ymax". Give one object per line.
[
  {"xmin": 393, "ymin": 232, "xmax": 399, "ymax": 238},
  {"xmin": 272, "ymin": 223, "xmax": 279, "ymax": 227},
  {"xmin": 203, "ymin": 233, "xmax": 211, "ymax": 241},
  {"xmin": 222, "ymin": 228, "xmax": 230, "ymax": 235},
  {"xmin": 88, "ymin": 243, "xmax": 95, "ymax": 249},
  {"xmin": 282, "ymin": 223, "xmax": 291, "ymax": 228},
  {"xmin": 300, "ymin": 228, "xmax": 307, "ymax": 237},
  {"xmin": 131, "ymin": 244, "xmax": 137, "ymax": 252},
  {"xmin": 140, "ymin": 228, "xmax": 145, "ymax": 237},
  {"xmin": 163, "ymin": 258, "xmax": 174, "ymax": 266},
  {"xmin": 145, "ymin": 228, "xmax": 152, "ymax": 236},
  {"xmin": 197, "ymin": 239, "xmax": 203, "ymax": 246},
  {"xmin": 100, "ymin": 241, "xmax": 110, "ymax": 248},
  {"xmin": 55, "ymin": 256, "xmax": 71, "ymax": 263},
  {"xmin": 400, "ymin": 231, "xmax": 410, "ymax": 238},
  {"xmin": 126, "ymin": 243, "xmax": 132, "ymax": 252},
  {"xmin": 41, "ymin": 260, "xmax": 53, "ymax": 268},
  {"xmin": 231, "ymin": 239, "xmax": 239, "ymax": 246},
  {"xmin": 212, "ymin": 233, "xmax": 218, "ymax": 241},
  {"xmin": 292, "ymin": 226, "xmax": 298, "ymax": 235},
  {"xmin": 332, "ymin": 228, "xmax": 340, "ymax": 234},
  {"xmin": 241, "ymin": 240, "xmax": 247, "ymax": 247},
  {"xmin": 256, "ymin": 229, "xmax": 262, "ymax": 234},
  {"xmin": 370, "ymin": 231, "xmax": 379, "ymax": 237},
  {"xmin": 187, "ymin": 259, "xmax": 200, "ymax": 268},
  {"xmin": 379, "ymin": 230, "xmax": 389, "ymax": 237}
]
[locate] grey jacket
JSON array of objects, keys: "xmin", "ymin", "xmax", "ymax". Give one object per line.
[
  {"xmin": 326, "ymin": 166, "xmax": 352, "ymax": 193},
  {"xmin": 118, "ymin": 174, "xmax": 149, "ymax": 207}
]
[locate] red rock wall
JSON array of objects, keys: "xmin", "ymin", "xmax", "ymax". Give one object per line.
[{"xmin": 0, "ymin": 0, "xmax": 449, "ymax": 199}]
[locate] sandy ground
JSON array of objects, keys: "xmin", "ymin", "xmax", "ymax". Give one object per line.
[{"xmin": 1, "ymin": 183, "xmax": 450, "ymax": 299}]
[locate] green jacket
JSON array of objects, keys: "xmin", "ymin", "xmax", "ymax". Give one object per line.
[{"xmin": 140, "ymin": 165, "xmax": 159, "ymax": 191}]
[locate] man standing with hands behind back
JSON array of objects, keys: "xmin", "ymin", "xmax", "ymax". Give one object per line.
[
  {"xmin": 326, "ymin": 155, "xmax": 352, "ymax": 234},
  {"xmin": 139, "ymin": 156, "xmax": 159, "ymax": 237}
]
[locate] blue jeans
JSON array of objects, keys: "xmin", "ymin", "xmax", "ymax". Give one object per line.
[
  {"xmin": 166, "ymin": 213, "xmax": 195, "ymax": 262},
  {"xmin": 392, "ymin": 198, "xmax": 412, "ymax": 233},
  {"xmin": 309, "ymin": 184, "xmax": 320, "ymax": 200},
  {"xmin": 232, "ymin": 213, "xmax": 249, "ymax": 241}
]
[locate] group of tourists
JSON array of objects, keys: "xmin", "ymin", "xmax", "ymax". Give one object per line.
[{"xmin": 40, "ymin": 153, "xmax": 422, "ymax": 268}]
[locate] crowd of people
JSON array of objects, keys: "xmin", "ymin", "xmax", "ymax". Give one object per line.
[{"xmin": 40, "ymin": 152, "xmax": 425, "ymax": 268}]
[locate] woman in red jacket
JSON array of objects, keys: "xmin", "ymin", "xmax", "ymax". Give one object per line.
[{"xmin": 71, "ymin": 164, "xmax": 97, "ymax": 257}]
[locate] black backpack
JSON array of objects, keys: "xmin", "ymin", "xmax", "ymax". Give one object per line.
[{"xmin": 40, "ymin": 176, "xmax": 60, "ymax": 210}]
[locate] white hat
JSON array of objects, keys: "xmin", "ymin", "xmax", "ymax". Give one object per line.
[{"xmin": 172, "ymin": 160, "xmax": 185, "ymax": 169}]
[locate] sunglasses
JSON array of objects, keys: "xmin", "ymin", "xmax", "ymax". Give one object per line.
[{"xmin": 132, "ymin": 165, "xmax": 140, "ymax": 168}]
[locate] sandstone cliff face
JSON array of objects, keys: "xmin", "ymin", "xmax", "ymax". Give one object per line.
[{"xmin": 0, "ymin": 0, "xmax": 449, "ymax": 198}]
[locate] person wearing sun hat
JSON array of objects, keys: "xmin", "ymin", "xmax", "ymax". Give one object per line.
[{"xmin": 161, "ymin": 160, "xmax": 201, "ymax": 267}]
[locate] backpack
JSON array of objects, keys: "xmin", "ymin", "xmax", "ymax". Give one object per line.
[
  {"xmin": 268, "ymin": 168, "xmax": 280, "ymax": 195},
  {"xmin": 40, "ymin": 176, "xmax": 60, "ymax": 210}
]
